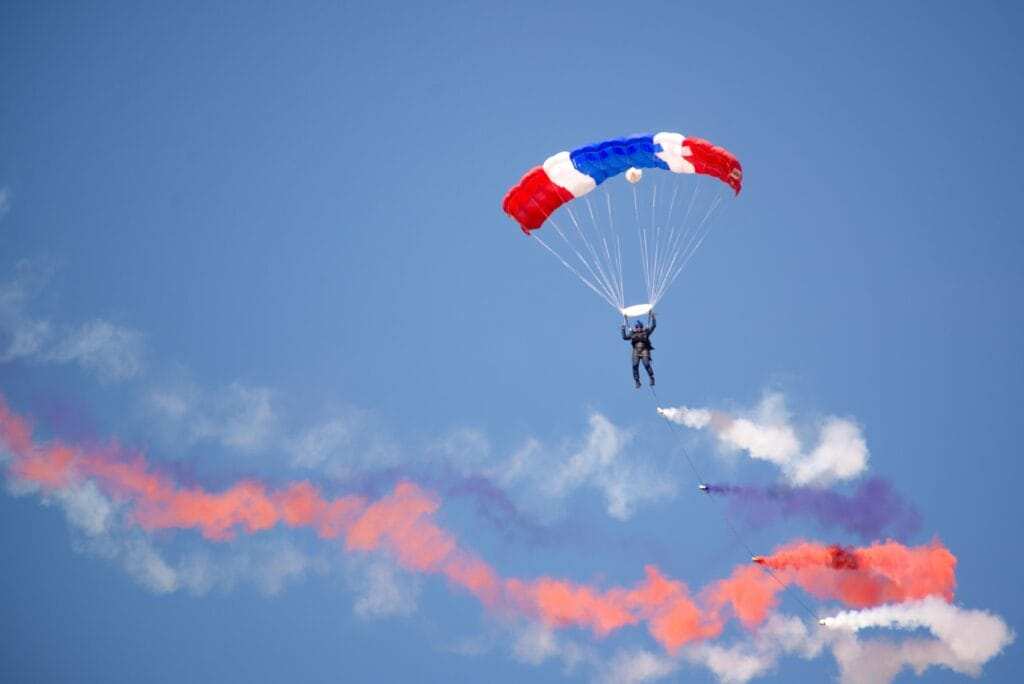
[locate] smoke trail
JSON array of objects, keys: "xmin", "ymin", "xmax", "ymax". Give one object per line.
[
  {"xmin": 0, "ymin": 395, "xmax": 960, "ymax": 656},
  {"xmin": 657, "ymin": 395, "xmax": 869, "ymax": 486},
  {"xmin": 704, "ymin": 478, "xmax": 921, "ymax": 542},
  {"xmin": 683, "ymin": 604, "xmax": 1014, "ymax": 684},
  {"xmin": 752, "ymin": 541, "xmax": 956, "ymax": 607},
  {"xmin": 681, "ymin": 613, "xmax": 827, "ymax": 684},
  {"xmin": 1, "ymin": 395, "xmax": 715, "ymax": 648},
  {"xmin": 821, "ymin": 597, "xmax": 1014, "ymax": 678},
  {"xmin": 353, "ymin": 465, "xmax": 565, "ymax": 547}
]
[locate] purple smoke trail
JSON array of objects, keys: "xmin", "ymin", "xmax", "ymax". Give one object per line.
[
  {"xmin": 348, "ymin": 467, "xmax": 672, "ymax": 556},
  {"xmin": 704, "ymin": 477, "xmax": 921, "ymax": 542},
  {"xmin": 349, "ymin": 466, "xmax": 567, "ymax": 547}
]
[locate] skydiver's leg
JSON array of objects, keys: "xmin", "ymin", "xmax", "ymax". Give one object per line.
[
  {"xmin": 643, "ymin": 356, "xmax": 655, "ymax": 385},
  {"xmin": 632, "ymin": 354, "xmax": 641, "ymax": 388}
]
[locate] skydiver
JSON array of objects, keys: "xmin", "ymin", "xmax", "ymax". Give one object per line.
[{"xmin": 621, "ymin": 312, "xmax": 656, "ymax": 389}]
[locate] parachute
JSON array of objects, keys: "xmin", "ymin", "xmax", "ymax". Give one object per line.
[{"xmin": 502, "ymin": 132, "xmax": 742, "ymax": 316}]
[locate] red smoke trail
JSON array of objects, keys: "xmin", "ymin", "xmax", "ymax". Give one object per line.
[
  {"xmin": 751, "ymin": 541, "xmax": 956, "ymax": 607},
  {"xmin": 0, "ymin": 396, "xmax": 957, "ymax": 653}
]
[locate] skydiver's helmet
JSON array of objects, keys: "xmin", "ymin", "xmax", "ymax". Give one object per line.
[{"xmin": 634, "ymin": 321, "xmax": 644, "ymax": 330}]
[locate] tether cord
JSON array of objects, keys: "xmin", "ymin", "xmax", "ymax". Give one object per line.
[{"xmin": 647, "ymin": 385, "xmax": 820, "ymax": 622}]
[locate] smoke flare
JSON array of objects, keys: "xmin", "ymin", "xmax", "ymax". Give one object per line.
[
  {"xmin": 821, "ymin": 597, "xmax": 1014, "ymax": 677},
  {"xmin": 704, "ymin": 479, "xmax": 921, "ymax": 541},
  {"xmin": 753, "ymin": 541, "xmax": 956, "ymax": 607},
  {"xmin": 657, "ymin": 396, "xmax": 869, "ymax": 486}
]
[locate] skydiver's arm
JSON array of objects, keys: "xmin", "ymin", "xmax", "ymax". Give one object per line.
[
  {"xmin": 621, "ymin": 326, "xmax": 632, "ymax": 341},
  {"xmin": 648, "ymin": 312, "xmax": 656, "ymax": 334}
]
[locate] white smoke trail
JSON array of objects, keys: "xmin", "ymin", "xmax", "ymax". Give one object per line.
[
  {"xmin": 821, "ymin": 597, "xmax": 1014, "ymax": 677},
  {"xmin": 657, "ymin": 393, "xmax": 867, "ymax": 486},
  {"xmin": 682, "ymin": 614, "xmax": 826, "ymax": 683},
  {"xmin": 656, "ymin": 406, "xmax": 712, "ymax": 430}
]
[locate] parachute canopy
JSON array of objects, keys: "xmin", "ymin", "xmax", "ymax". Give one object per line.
[
  {"xmin": 503, "ymin": 133, "xmax": 742, "ymax": 234},
  {"xmin": 501, "ymin": 131, "xmax": 742, "ymax": 314}
]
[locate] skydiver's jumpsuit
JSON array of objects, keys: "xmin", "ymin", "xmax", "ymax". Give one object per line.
[{"xmin": 621, "ymin": 314, "xmax": 656, "ymax": 387}]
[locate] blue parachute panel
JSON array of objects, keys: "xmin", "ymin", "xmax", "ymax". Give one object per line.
[{"xmin": 569, "ymin": 136, "xmax": 669, "ymax": 185}]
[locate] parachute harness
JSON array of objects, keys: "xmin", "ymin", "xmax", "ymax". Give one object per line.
[{"xmin": 649, "ymin": 385, "xmax": 821, "ymax": 623}]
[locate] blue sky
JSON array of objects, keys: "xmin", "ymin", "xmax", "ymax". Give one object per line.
[{"xmin": 1, "ymin": 1, "xmax": 1021, "ymax": 682}]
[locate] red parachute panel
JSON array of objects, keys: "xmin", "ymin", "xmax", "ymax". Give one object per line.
[
  {"xmin": 502, "ymin": 166, "xmax": 574, "ymax": 234},
  {"xmin": 685, "ymin": 138, "xmax": 743, "ymax": 195}
]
